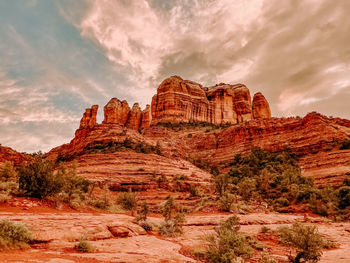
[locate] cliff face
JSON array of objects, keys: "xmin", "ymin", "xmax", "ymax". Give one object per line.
[{"xmin": 151, "ymin": 76, "xmax": 268, "ymax": 125}]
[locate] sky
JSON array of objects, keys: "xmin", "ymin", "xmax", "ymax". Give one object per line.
[{"xmin": 0, "ymin": 0, "xmax": 349, "ymax": 153}]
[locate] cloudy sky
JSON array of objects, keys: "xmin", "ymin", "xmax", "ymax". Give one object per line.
[{"xmin": 0, "ymin": 0, "xmax": 349, "ymax": 153}]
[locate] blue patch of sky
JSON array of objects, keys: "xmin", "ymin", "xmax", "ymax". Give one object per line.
[{"xmin": 0, "ymin": 0, "xmax": 130, "ymax": 112}]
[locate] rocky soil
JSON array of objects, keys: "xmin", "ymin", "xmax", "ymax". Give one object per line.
[{"xmin": 0, "ymin": 199, "xmax": 349, "ymax": 263}]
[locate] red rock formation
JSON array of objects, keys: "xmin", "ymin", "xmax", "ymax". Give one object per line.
[
  {"xmin": 79, "ymin": 105, "xmax": 98, "ymax": 129},
  {"xmin": 252, "ymin": 92, "xmax": 271, "ymax": 119},
  {"xmin": 141, "ymin": 105, "xmax": 152, "ymax": 129},
  {"xmin": 126, "ymin": 103, "xmax": 142, "ymax": 130},
  {"xmin": 0, "ymin": 146, "xmax": 31, "ymax": 166},
  {"xmin": 151, "ymin": 76, "xmax": 209, "ymax": 124},
  {"xmin": 151, "ymin": 76, "xmax": 261, "ymax": 125},
  {"xmin": 103, "ymin": 98, "xmax": 130, "ymax": 125}
]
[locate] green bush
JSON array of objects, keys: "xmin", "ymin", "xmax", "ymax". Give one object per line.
[
  {"xmin": 0, "ymin": 220, "xmax": 32, "ymax": 250},
  {"xmin": 277, "ymin": 223, "xmax": 323, "ymax": 263},
  {"xmin": 18, "ymin": 158, "xmax": 60, "ymax": 198},
  {"xmin": 116, "ymin": 191, "xmax": 137, "ymax": 211},
  {"xmin": 18, "ymin": 158, "xmax": 90, "ymax": 202},
  {"xmin": 204, "ymin": 216, "xmax": 253, "ymax": 263}
]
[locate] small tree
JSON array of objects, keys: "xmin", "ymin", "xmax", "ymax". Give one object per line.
[
  {"xmin": 137, "ymin": 201, "xmax": 149, "ymax": 221},
  {"xmin": 159, "ymin": 196, "xmax": 186, "ymax": 236},
  {"xmin": 214, "ymin": 174, "xmax": 231, "ymax": 197},
  {"xmin": 278, "ymin": 223, "xmax": 323, "ymax": 263}
]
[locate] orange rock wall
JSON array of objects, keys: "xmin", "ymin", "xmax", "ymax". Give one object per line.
[{"xmin": 151, "ymin": 76, "xmax": 269, "ymax": 125}]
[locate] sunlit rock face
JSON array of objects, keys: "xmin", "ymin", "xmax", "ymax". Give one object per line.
[
  {"xmin": 79, "ymin": 105, "xmax": 99, "ymax": 129},
  {"xmin": 252, "ymin": 92, "xmax": 271, "ymax": 119},
  {"xmin": 151, "ymin": 76, "xmax": 268, "ymax": 125},
  {"xmin": 103, "ymin": 98, "xmax": 130, "ymax": 125},
  {"xmin": 78, "ymin": 76, "xmax": 271, "ymax": 131}
]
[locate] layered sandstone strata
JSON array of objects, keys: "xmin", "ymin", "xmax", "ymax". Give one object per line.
[
  {"xmin": 151, "ymin": 76, "xmax": 269, "ymax": 125},
  {"xmin": 126, "ymin": 103, "xmax": 142, "ymax": 130},
  {"xmin": 77, "ymin": 76, "xmax": 271, "ymax": 131}
]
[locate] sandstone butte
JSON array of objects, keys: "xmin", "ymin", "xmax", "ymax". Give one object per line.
[
  {"xmin": 78, "ymin": 75, "xmax": 272, "ymax": 131},
  {"xmin": 39, "ymin": 75, "xmax": 350, "ymax": 189}
]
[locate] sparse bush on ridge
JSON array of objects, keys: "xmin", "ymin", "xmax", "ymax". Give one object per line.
[{"xmin": 0, "ymin": 220, "xmax": 32, "ymax": 250}]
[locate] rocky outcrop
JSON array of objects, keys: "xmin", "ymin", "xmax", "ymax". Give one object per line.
[
  {"xmin": 151, "ymin": 76, "xmax": 266, "ymax": 125},
  {"xmin": 0, "ymin": 146, "xmax": 31, "ymax": 166},
  {"xmin": 141, "ymin": 105, "xmax": 152, "ymax": 129},
  {"xmin": 103, "ymin": 98, "xmax": 130, "ymax": 125},
  {"xmin": 79, "ymin": 105, "xmax": 98, "ymax": 129},
  {"xmin": 252, "ymin": 92, "xmax": 271, "ymax": 119},
  {"xmin": 126, "ymin": 103, "xmax": 142, "ymax": 130}
]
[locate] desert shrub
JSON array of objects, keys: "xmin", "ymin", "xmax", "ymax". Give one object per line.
[
  {"xmin": 337, "ymin": 186, "xmax": 350, "ymax": 209},
  {"xmin": 219, "ymin": 192, "xmax": 235, "ymax": 212},
  {"xmin": 56, "ymin": 164, "xmax": 90, "ymax": 204},
  {"xmin": 260, "ymin": 253, "xmax": 277, "ymax": 263},
  {"xmin": 18, "ymin": 158, "xmax": 60, "ymax": 198},
  {"xmin": 273, "ymin": 197, "xmax": 290, "ymax": 208},
  {"xmin": 0, "ymin": 161, "xmax": 17, "ymax": 181},
  {"xmin": 237, "ymin": 178, "xmax": 257, "ymax": 201},
  {"xmin": 0, "ymin": 182, "xmax": 18, "ymax": 195},
  {"xmin": 75, "ymin": 237, "xmax": 94, "ymax": 253},
  {"xmin": 159, "ymin": 196, "xmax": 186, "ymax": 236},
  {"xmin": 138, "ymin": 220, "xmax": 153, "ymax": 231},
  {"xmin": 277, "ymin": 223, "xmax": 323, "ymax": 263},
  {"xmin": 214, "ymin": 174, "xmax": 231, "ymax": 197},
  {"xmin": 0, "ymin": 220, "xmax": 32, "ymax": 250},
  {"xmin": 18, "ymin": 158, "xmax": 90, "ymax": 203},
  {"xmin": 116, "ymin": 191, "xmax": 137, "ymax": 211},
  {"xmin": 339, "ymin": 139, "xmax": 350, "ymax": 150},
  {"xmin": 260, "ymin": 226, "xmax": 271, "ymax": 233},
  {"xmin": 83, "ymin": 138, "xmax": 161, "ymax": 155},
  {"xmin": 204, "ymin": 216, "xmax": 253, "ymax": 263},
  {"xmin": 138, "ymin": 201, "xmax": 149, "ymax": 220},
  {"xmin": 189, "ymin": 184, "xmax": 200, "ymax": 197},
  {"xmin": 156, "ymin": 174, "xmax": 168, "ymax": 188}
]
